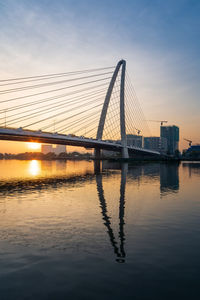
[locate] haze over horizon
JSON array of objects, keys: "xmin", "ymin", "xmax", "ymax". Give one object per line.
[{"xmin": 0, "ymin": 0, "xmax": 199, "ymax": 153}]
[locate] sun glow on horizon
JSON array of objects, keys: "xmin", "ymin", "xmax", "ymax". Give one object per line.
[{"xmin": 27, "ymin": 142, "xmax": 41, "ymax": 150}]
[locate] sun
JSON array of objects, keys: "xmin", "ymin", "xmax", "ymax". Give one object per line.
[{"xmin": 27, "ymin": 142, "xmax": 41, "ymax": 150}]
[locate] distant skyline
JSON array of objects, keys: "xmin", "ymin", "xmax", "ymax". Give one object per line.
[{"xmin": 0, "ymin": 0, "xmax": 199, "ymax": 152}]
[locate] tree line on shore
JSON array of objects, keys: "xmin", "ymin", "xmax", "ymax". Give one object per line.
[{"xmin": 0, "ymin": 152, "xmax": 93, "ymax": 160}]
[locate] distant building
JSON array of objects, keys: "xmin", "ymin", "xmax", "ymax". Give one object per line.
[
  {"xmin": 41, "ymin": 144, "xmax": 53, "ymax": 154},
  {"xmin": 54, "ymin": 145, "xmax": 66, "ymax": 155},
  {"xmin": 102, "ymin": 140, "xmax": 119, "ymax": 157},
  {"xmin": 144, "ymin": 137, "xmax": 167, "ymax": 153},
  {"xmin": 41, "ymin": 144, "xmax": 67, "ymax": 155},
  {"xmin": 160, "ymin": 125, "xmax": 179, "ymax": 155},
  {"xmin": 126, "ymin": 134, "xmax": 143, "ymax": 148},
  {"xmin": 184, "ymin": 145, "xmax": 200, "ymax": 159},
  {"xmin": 102, "ymin": 150, "xmax": 118, "ymax": 158}
]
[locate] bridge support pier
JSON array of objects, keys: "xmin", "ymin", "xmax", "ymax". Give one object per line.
[
  {"xmin": 94, "ymin": 160, "xmax": 101, "ymax": 173},
  {"xmin": 94, "ymin": 148, "xmax": 101, "ymax": 160},
  {"xmin": 121, "ymin": 147, "xmax": 129, "ymax": 159}
]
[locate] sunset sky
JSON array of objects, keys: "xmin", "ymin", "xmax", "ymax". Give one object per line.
[{"xmin": 0, "ymin": 0, "xmax": 199, "ymax": 152}]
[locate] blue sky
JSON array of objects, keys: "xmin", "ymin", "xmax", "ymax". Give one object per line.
[{"xmin": 0, "ymin": 0, "xmax": 199, "ymax": 151}]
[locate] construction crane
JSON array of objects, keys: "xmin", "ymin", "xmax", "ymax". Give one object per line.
[
  {"xmin": 134, "ymin": 127, "xmax": 141, "ymax": 135},
  {"xmin": 184, "ymin": 138, "xmax": 192, "ymax": 147},
  {"xmin": 147, "ymin": 120, "xmax": 168, "ymax": 126}
]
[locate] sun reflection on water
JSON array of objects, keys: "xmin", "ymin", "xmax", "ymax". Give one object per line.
[{"xmin": 28, "ymin": 160, "xmax": 41, "ymax": 177}]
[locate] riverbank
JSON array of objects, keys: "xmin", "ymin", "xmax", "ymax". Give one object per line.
[{"xmin": 0, "ymin": 152, "xmax": 199, "ymax": 162}]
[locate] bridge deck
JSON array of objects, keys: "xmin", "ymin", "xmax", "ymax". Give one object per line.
[{"xmin": 0, "ymin": 127, "xmax": 160, "ymax": 156}]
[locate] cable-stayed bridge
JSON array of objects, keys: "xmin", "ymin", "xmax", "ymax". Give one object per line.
[{"xmin": 0, "ymin": 60, "xmax": 160, "ymax": 158}]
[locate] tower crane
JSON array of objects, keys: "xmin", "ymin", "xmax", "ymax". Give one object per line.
[
  {"xmin": 134, "ymin": 127, "xmax": 141, "ymax": 135},
  {"xmin": 147, "ymin": 120, "xmax": 168, "ymax": 126},
  {"xmin": 184, "ymin": 138, "xmax": 192, "ymax": 147}
]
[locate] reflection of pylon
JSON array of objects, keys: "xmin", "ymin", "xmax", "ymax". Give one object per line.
[{"xmin": 96, "ymin": 163, "xmax": 127, "ymax": 263}]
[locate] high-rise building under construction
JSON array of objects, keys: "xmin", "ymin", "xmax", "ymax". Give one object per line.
[{"xmin": 160, "ymin": 125, "xmax": 179, "ymax": 155}]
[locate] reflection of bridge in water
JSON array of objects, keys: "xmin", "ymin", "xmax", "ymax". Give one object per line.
[
  {"xmin": 96, "ymin": 163, "xmax": 127, "ymax": 263},
  {"xmin": 0, "ymin": 160, "xmax": 180, "ymax": 262},
  {"xmin": 101, "ymin": 161, "xmax": 180, "ymax": 195},
  {"xmin": 95, "ymin": 161, "xmax": 180, "ymax": 262}
]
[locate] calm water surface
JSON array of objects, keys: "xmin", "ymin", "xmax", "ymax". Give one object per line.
[{"xmin": 0, "ymin": 160, "xmax": 200, "ymax": 299}]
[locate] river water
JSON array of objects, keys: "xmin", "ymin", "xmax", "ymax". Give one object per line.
[{"xmin": 0, "ymin": 160, "xmax": 200, "ymax": 300}]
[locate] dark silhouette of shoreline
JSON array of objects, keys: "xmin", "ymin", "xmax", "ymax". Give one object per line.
[
  {"xmin": 0, "ymin": 151, "xmax": 93, "ymax": 161},
  {"xmin": 0, "ymin": 151, "xmax": 199, "ymax": 162}
]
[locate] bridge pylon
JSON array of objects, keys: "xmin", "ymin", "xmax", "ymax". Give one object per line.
[{"xmin": 95, "ymin": 60, "xmax": 129, "ymax": 159}]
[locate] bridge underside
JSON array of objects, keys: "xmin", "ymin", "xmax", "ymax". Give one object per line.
[
  {"xmin": 0, "ymin": 132, "xmax": 118, "ymax": 151},
  {"xmin": 0, "ymin": 128, "xmax": 160, "ymax": 158}
]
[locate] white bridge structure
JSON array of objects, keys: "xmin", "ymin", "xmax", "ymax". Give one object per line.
[{"xmin": 0, "ymin": 60, "xmax": 160, "ymax": 158}]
